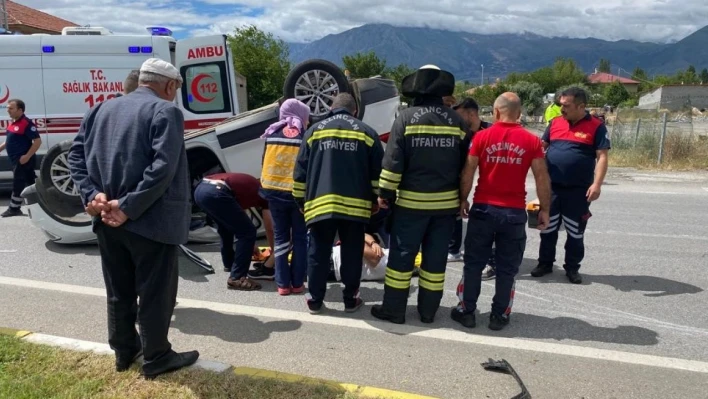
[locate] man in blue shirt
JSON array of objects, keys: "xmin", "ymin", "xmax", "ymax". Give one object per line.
[
  {"xmin": 0, "ymin": 99, "xmax": 42, "ymax": 217},
  {"xmin": 532, "ymin": 87, "xmax": 610, "ymax": 284}
]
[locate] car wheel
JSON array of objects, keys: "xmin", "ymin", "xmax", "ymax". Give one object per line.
[
  {"xmin": 283, "ymin": 59, "xmax": 350, "ymax": 122},
  {"xmin": 39, "ymin": 140, "xmax": 80, "ymax": 200}
]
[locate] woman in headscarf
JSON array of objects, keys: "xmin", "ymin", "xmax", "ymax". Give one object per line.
[{"xmin": 252, "ymin": 99, "xmax": 311, "ymax": 295}]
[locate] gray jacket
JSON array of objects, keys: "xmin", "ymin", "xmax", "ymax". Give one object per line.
[{"xmin": 68, "ymin": 87, "xmax": 191, "ymax": 245}]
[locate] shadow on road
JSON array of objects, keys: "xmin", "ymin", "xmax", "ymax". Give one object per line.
[
  {"xmin": 44, "ymin": 241, "xmax": 99, "ymax": 256},
  {"xmin": 467, "ymin": 312, "xmax": 660, "ymax": 346},
  {"xmin": 171, "ymin": 307, "xmax": 302, "ymax": 343},
  {"xmin": 516, "ymin": 258, "xmax": 703, "ymax": 297}
]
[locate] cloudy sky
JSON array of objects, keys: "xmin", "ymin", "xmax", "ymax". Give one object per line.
[{"xmin": 20, "ymin": 0, "xmax": 708, "ymax": 44}]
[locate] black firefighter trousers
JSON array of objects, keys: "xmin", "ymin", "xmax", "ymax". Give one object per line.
[
  {"xmin": 307, "ymin": 218, "xmax": 367, "ymax": 308},
  {"xmin": 94, "ymin": 222, "xmax": 179, "ymax": 368},
  {"xmin": 381, "ymin": 208, "xmax": 456, "ymax": 319}
]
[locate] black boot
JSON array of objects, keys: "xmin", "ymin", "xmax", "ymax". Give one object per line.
[
  {"xmin": 371, "ymin": 305, "xmax": 405, "ymax": 324},
  {"xmin": 116, "ymin": 349, "xmax": 143, "ymax": 372},
  {"xmin": 451, "ymin": 308, "xmax": 476, "ymax": 328},
  {"xmin": 530, "ymin": 263, "xmax": 553, "ymax": 277}
]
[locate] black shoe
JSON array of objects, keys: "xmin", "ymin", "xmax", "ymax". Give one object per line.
[
  {"xmin": 370, "ymin": 305, "xmax": 405, "ymax": 324},
  {"xmin": 247, "ymin": 263, "xmax": 275, "ymax": 280},
  {"xmin": 488, "ymin": 313, "xmax": 510, "ymax": 331},
  {"xmin": 307, "ymin": 299, "xmax": 324, "ymax": 314},
  {"xmin": 345, "ymin": 298, "xmax": 364, "ymax": 313},
  {"xmin": 142, "ymin": 350, "xmax": 199, "ymax": 380},
  {"xmin": 566, "ymin": 270, "xmax": 583, "ymax": 284},
  {"xmin": 420, "ymin": 315, "xmax": 434, "ymax": 324},
  {"xmin": 530, "ymin": 263, "xmax": 553, "ymax": 277},
  {"xmin": 1, "ymin": 208, "xmax": 23, "ymax": 218},
  {"xmin": 116, "ymin": 349, "xmax": 143, "ymax": 372},
  {"xmin": 451, "ymin": 308, "xmax": 476, "ymax": 328}
]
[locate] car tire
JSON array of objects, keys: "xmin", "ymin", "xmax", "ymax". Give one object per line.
[
  {"xmin": 39, "ymin": 140, "xmax": 81, "ymax": 202},
  {"xmin": 283, "ymin": 59, "xmax": 350, "ymax": 123}
]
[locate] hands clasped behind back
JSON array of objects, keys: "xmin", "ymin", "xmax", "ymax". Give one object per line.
[{"xmin": 86, "ymin": 193, "xmax": 128, "ymax": 227}]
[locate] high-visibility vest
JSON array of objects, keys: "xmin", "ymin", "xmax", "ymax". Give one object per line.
[{"xmin": 260, "ymin": 126, "xmax": 303, "ymax": 192}]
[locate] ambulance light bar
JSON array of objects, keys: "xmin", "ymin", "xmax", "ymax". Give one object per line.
[
  {"xmin": 147, "ymin": 27, "xmax": 173, "ymax": 36},
  {"xmin": 128, "ymin": 46, "xmax": 153, "ymax": 53}
]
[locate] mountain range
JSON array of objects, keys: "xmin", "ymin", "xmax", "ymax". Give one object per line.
[{"xmin": 287, "ymin": 24, "xmax": 708, "ymax": 82}]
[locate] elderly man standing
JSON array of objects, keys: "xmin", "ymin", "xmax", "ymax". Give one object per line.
[
  {"xmin": 454, "ymin": 92, "xmax": 550, "ymax": 331},
  {"xmin": 68, "ymin": 58, "xmax": 199, "ymax": 379},
  {"xmin": 533, "ymin": 87, "xmax": 610, "ymax": 284}
]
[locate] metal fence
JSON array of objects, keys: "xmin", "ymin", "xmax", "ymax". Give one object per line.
[{"xmin": 607, "ymin": 102, "xmax": 708, "ymax": 164}]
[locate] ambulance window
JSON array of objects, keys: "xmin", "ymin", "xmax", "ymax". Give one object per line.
[{"xmin": 180, "ymin": 61, "xmax": 232, "ymax": 114}]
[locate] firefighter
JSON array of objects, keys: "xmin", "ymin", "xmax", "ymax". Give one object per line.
[
  {"xmin": 533, "ymin": 87, "xmax": 610, "ymax": 284},
  {"xmin": 258, "ymin": 98, "xmax": 311, "ymax": 295},
  {"xmin": 0, "ymin": 99, "xmax": 42, "ymax": 217},
  {"xmin": 453, "ymin": 92, "xmax": 551, "ymax": 331},
  {"xmin": 293, "ymin": 93, "xmax": 384, "ymax": 315},
  {"xmin": 371, "ymin": 65, "xmax": 467, "ymax": 325}
]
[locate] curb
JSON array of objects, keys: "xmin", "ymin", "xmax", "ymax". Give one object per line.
[{"xmin": 0, "ymin": 328, "xmax": 438, "ymax": 399}]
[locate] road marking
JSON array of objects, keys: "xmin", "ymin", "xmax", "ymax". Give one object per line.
[
  {"xmin": 0, "ymin": 250, "xmax": 17, "ymax": 253},
  {"xmin": 591, "ymin": 230, "xmax": 708, "ymax": 241},
  {"xmin": 1, "ymin": 276, "xmax": 708, "ymax": 375},
  {"xmin": 703, "ymin": 187, "xmax": 708, "ymax": 192}
]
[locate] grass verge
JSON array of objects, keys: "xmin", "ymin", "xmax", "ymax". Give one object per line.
[
  {"xmin": 0, "ymin": 335, "xmax": 371, "ymax": 399},
  {"xmin": 609, "ymin": 133, "xmax": 708, "ymax": 170}
]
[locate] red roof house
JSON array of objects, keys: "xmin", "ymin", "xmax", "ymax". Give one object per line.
[
  {"xmin": 587, "ymin": 72, "xmax": 640, "ymax": 93},
  {"xmin": 2, "ymin": 0, "xmax": 79, "ymax": 35}
]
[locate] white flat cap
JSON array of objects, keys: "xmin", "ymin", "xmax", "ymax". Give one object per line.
[{"xmin": 140, "ymin": 58, "xmax": 182, "ymax": 83}]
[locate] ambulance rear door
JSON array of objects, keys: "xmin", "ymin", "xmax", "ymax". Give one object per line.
[{"xmin": 175, "ymin": 35, "xmax": 240, "ymax": 132}]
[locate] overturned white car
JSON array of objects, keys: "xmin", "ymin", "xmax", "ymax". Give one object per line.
[{"xmin": 21, "ymin": 66, "xmax": 401, "ymax": 250}]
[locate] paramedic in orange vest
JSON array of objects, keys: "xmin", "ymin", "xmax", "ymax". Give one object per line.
[{"xmin": 258, "ymin": 99, "xmax": 311, "ymax": 295}]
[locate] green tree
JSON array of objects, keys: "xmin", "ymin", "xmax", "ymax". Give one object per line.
[
  {"xmin": 604, "ymin": 82, "xmax": 630, "ymax": 106},
  {"xmin": 509, "ymin": 81, "xmax": 544, "ymax": 114},
  {"xmin": 552, "ymin": 58, "xmax": 588, "ymax": 90},
  {"xmin": 471, "ymin": 83, "xmax": 509, "ymax": 106},
  {"xmin": 227, "ymin": 25, "xmax": 291, "ymax": 110},
  {"xmin": 631, "ymin": 67, "xmax": 654, "ymax": 92},
  {"xmin": 700, "ymin": 68, "xmax": 708, "ymax": 84},
  {"xmin": 342, "ymin": 51, "xmax": 387, "ymax": 79},
  {"xmin": 598, "ymin": 58, "xmax": 611, "ymax": 73}
]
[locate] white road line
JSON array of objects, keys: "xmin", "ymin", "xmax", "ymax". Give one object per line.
[
  {"xmin": 591, "ymin": 230, "xmax": 708, "ymax": 241},
  {"xmin": 2, "ymin": 276, "xmax": 708, "ymax": 375},
  {"xmin": 0, "ymin": 250, "xmax": 17, "ymax": 253}
]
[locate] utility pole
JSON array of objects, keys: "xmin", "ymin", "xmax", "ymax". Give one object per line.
[
  {"xmin": 1, "ymin": 0, "xmax": 8, "ymax": 32},
  {"xmin": 481, "ymin": 64, "xmax": 484, "ymax": 86}
]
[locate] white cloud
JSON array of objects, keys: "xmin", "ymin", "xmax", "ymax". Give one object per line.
[{"xmin": 17, "ymin": 0, "xmax": 708, "ymax": 44}]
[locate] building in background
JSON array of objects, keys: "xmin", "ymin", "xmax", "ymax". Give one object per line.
[
  {"xmin": 638, "ymin": 85, "xmax": 708, "ymax": 111},
  {"xmin": 587, "ymin": 71, "xmax": 641, "ymax": 94},
  {"xmin": 1, "ymin": 0, "xmax": 78, "ymax": 35}
]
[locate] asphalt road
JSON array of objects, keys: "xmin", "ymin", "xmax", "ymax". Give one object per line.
[{"xmin": 2, "ymin": 167, "xmax": 708, "ymax": 398}]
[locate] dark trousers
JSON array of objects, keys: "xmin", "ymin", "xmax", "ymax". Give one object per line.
[
  {"xmin": 538, "ymin": 185, "xmax": 592, "ymax": 273},
  {"xmin": 94, "ymin": 222, "xmax": 178, "ymax": 366},
  {"xmin": 449, "ymin": 215, "xmax": 496, "ymax": 266},
  {"xmin": 194, "ymin": 182, "xmax": 256, "ymax": 280},
  {"xmin": 307, "ymin": 218, "xmax": 366, "ymax": 307},
  {"xmin": 382, "ymin": 208, "xmax": 456, "ymax": 319},
  {"xmin": 10, "ymin": 158, "xmax": 36, "ymax": 209},
  {"xmin": 269, "ymin": 199, "xmax": 308, "ymax": 289},
  {"xmin": 460, "ymin": 204, "xmax": 526, "ymax": 316}
]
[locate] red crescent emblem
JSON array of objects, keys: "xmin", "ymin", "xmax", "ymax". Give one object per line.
[
  {"xmin": 0, "ymin": 86, "xmax": 9, "ymax": 104},
  {"xmin": 190, "ymin": 74, "xmax": 217, "ymax": 103},
  {"xmin": 283, "ymin": 127, "xmax": 300, "ymax": 138}
]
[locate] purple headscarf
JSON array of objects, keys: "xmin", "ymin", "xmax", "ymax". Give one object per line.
[{"xmin": 262, "ymin": 99, "xmax": 311, "ymax": 138}]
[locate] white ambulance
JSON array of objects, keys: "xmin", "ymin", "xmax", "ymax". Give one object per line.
[{"xmin": 0, "ymin": 26, "xmax": 352, "ymax": 197}]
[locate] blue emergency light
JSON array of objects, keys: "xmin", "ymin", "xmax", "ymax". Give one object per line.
[
  {"xmin": 128, "ymin": 46, "xmax": 140, "ymax": 53},
  {"xmin": 147, "ymin": 27, "xmax": 173, "ymax": 37},
  {"xmin": 42, "ymin": 46, "xmax": 55, "ymax": 53},
  {"xmin": 141, "ymin": 46, "xmax": 153, "ymax": 53}
]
